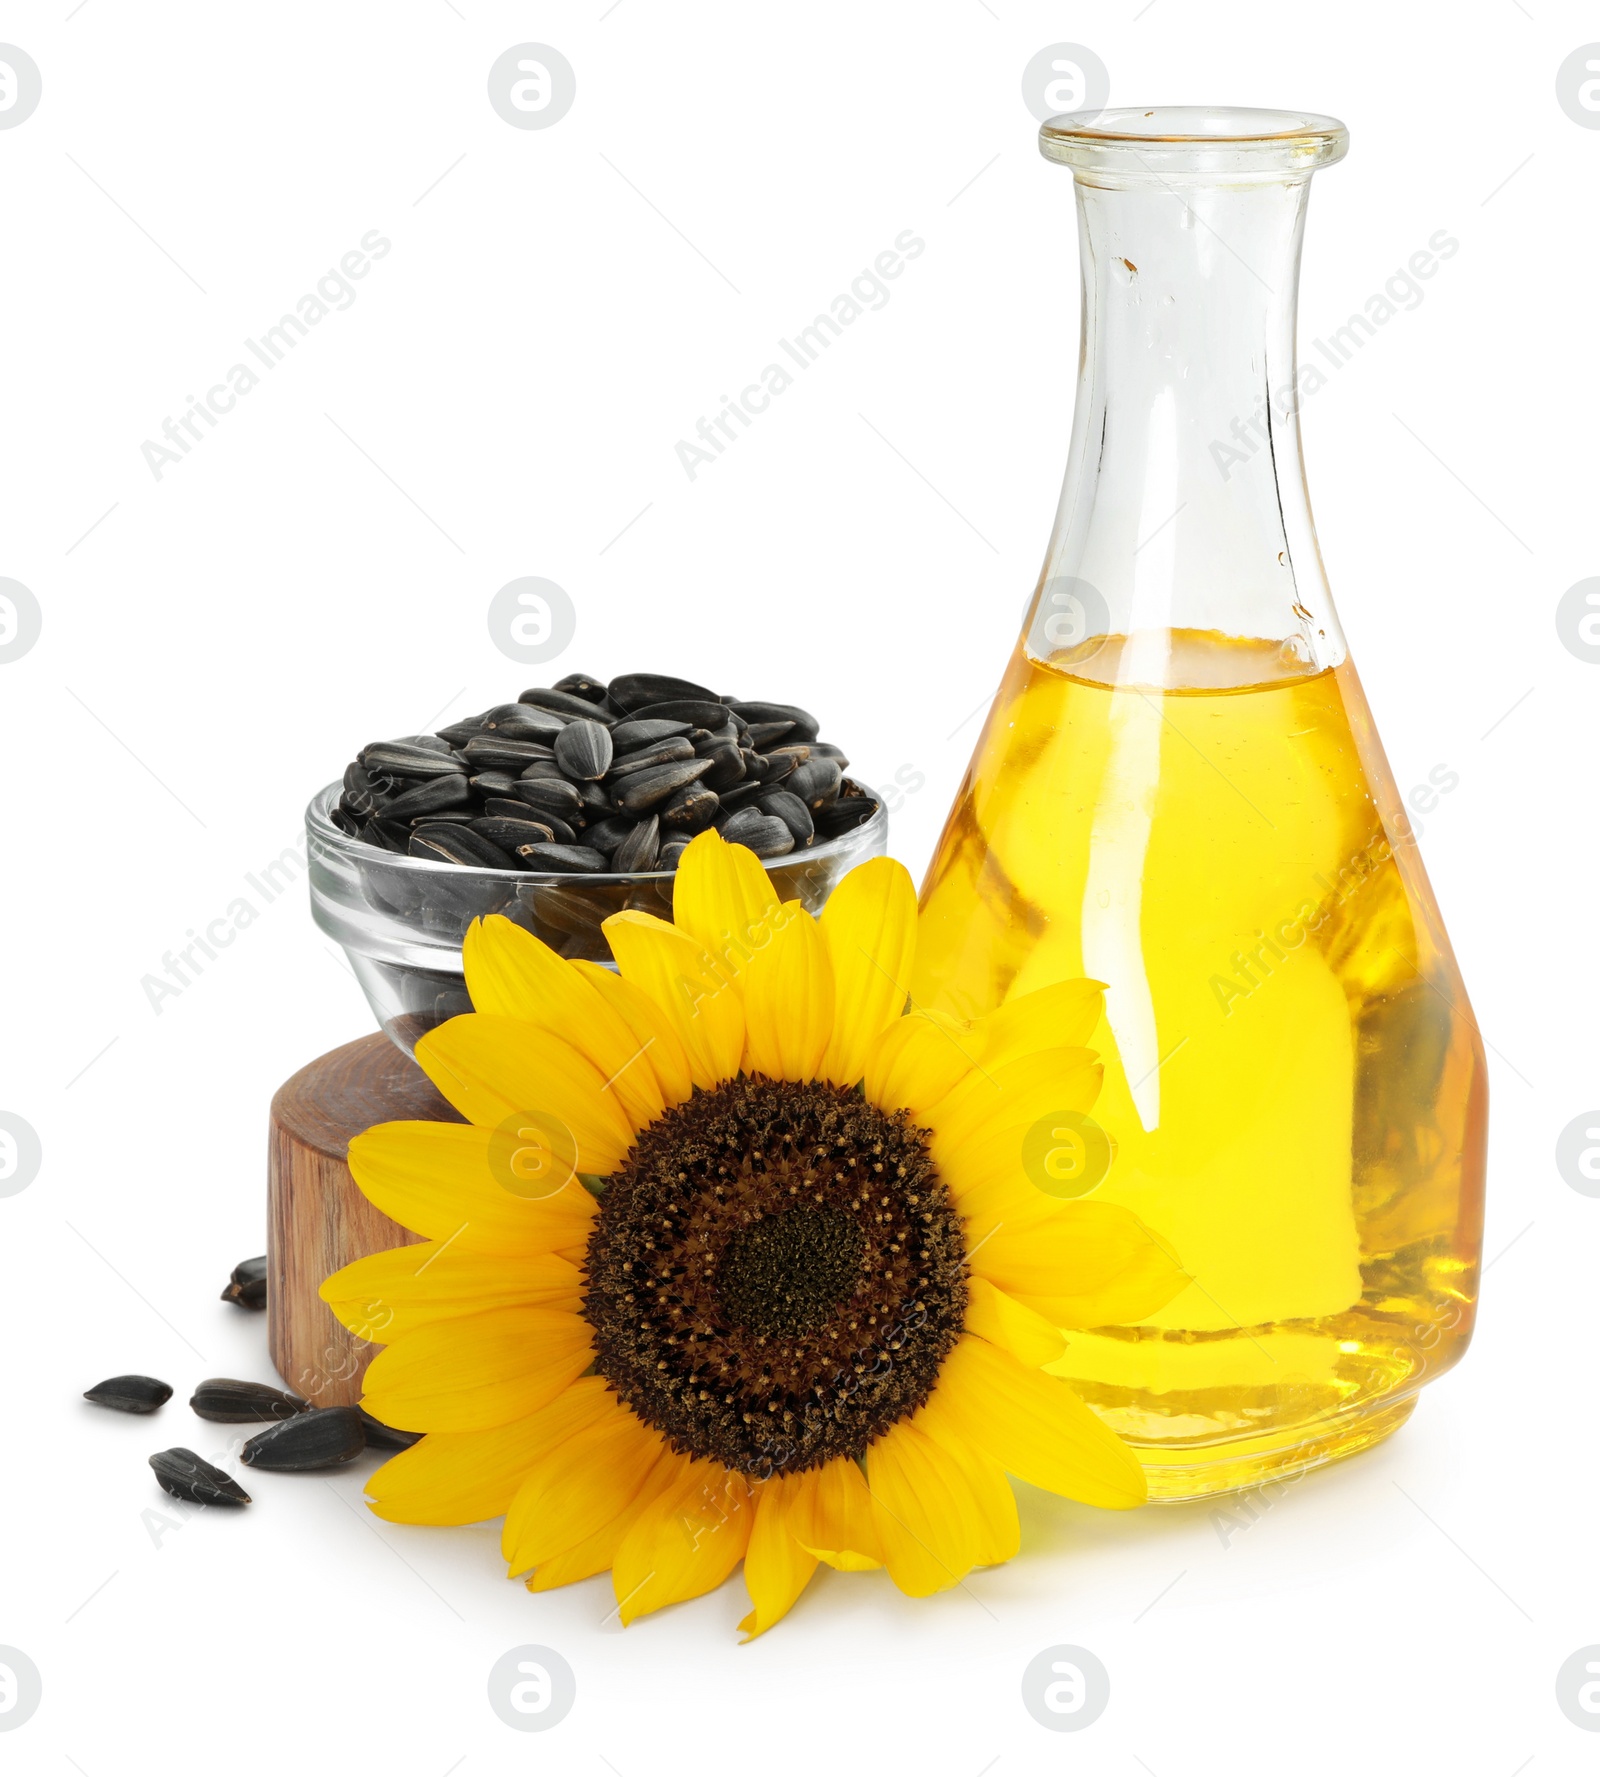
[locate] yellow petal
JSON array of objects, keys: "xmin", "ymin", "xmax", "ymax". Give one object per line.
[
  {"xmin": 742, "ymin": 903, "xmax": 835, "ymax": 1081},
  {"xmin": 611, "ymin": 1459, "xmax": 754, "ymax": 1624},
  {"xmin": 861, "ymin": 1012, "xmax": 979, "ymax": 1119},
  {"xmin": 817, "ymin": 857, "xmax": 918, "ymax": 1087},
  {"xmin": 360, "ymin": 1306, "xmax": 593, "ymax": 1433},
  {"xmin": 602, "ymin": 911, "xmax": 744, "ymax": 1088},
  {"xmin": 415, "ymin": 1014, "xmax": 636, "ymax": 1179},
  {"xmin": 671, "ymin": 828, "xmax": 781, "ymax": 992},
  {"xmin": 321, "ymin": 1241, "xmax": 580, "ymax": 1342},
  {"xmin": 789, "ymin": 1456, "xmax": 883, "ymax": 1571},
  {"xmin": 737, "ymin": 1472, "xmax": 821, "ymax": 1640},
  {"xmin": 864, "ymin": 1421, "xmax": 988, "ymax": 1597},
  {"xmin": 974, "ymin": 978, "xmax": 1105, "ymax": 1065},
  {"xmin": 925, "ymin": 1047, "xmax": 1102, "ymax": 1192},
  {"xmin": 969, "ymin": 1197, "xmax": 1188, "ymax": 1327},
  {"xmin": 364, "ymin": 1375, "xmax": 614, "ymax": 1526},
  {"xmin": 908, "ymin": 1398, "xmax": 1020, "ymax": 1567},
  {"xmin": 347, "ymin": 1121, "xmax": 597, "ymax": 1252},
  {"xmin": 572, "ymin": 960, "xmax": 696, "ymax": 1108},
  {"xmin": 924, "ymin": 1335, "xmax": 1146, "ymax": 1508},
  {"xmin": 464, "ymin": 917, "xmax": 665, "ymax": 1130},
  {"xmin": 962, "ymin": 1275, "xmax": 1067, "ymax": 1366},
  {"xmin": 526, "ymin": 1452, "xmax": 680, "ymax": 1592},
  {"xmin": 503, "ymin": 1398, "xmax": 665, "ymax": 1575}
]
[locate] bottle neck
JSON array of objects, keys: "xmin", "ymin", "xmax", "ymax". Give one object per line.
[{"xmin": 1029, "ymin": 173, "xmax": 1345, "ymax": 688}]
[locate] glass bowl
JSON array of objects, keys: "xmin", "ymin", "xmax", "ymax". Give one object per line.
[{"xmin": 306, "ymin": 781, "xmax": 889, "ymax": 1054}]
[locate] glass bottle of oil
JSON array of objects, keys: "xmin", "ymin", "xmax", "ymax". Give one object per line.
[{"xmin": 914, "ymin": 109, "xmax": 1486, "ymax": 1500}]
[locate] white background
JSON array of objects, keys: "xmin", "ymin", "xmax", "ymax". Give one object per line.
[{"xmin": 2, "ymin": 3, "xmax": 1595, "ymax": 1772}]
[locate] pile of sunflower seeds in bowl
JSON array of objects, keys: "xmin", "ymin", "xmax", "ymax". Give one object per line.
[{"xmin": 330, "ymin": 671, "xmax": 877, "ymax": 874}]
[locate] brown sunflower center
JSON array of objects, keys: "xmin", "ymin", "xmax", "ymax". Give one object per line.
[{"xmin": 581, "ymin": 1074, "xmax": 968, "ymax": 1477}]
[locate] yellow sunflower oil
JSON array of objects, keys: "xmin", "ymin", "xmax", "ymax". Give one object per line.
[{"xmin": 914, "ymin": 630, "xmax": 1487, "ymax": 1500}]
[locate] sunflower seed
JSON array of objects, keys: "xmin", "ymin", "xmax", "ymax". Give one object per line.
[
  {"xmin": 576, "ymin": 778, "xmax": 612, "ymax": 814},
  {"xmin": 149, "ymin": 1447, "xmax": 251, "ymax": 1507},
  {"xmin": 575, "ymin": 817, "xmax": 627, "ymax": 854},
  {"xmin": 408, "ymin": 827, "xmax": 518, "ymax": 869},
  {"xmin": 515, "ymin": 843, "xmax": 610, "ymax": 873},
  {"xmin": 358, "ymin": 819, "xmax": 405, "ymax": 852},
  {"xmin": 522, "ymin": 687, "xmax": 616, "ymax": 723},
  {"xmin": 631, "ymin": 699, "xmax": 731, "ymax": 729},
  {"xmin": 757, "ymin": 788, "xmax": 815, "ymax": 845},
  {"xmin": 435, "ymin": 719, "xmax": 487, "ymax": 747},
  {"xmin": 472, "ymin": 816, "xmax": 557, "ymax": 852},
  {"xmin": 356, "ymin": 1408, "xmax": 422, "ymax": 1452},
  {"xmin": 520, "ymin": 809, "xmax": 577, "ymax": 844},
  {"xmin": 552, "ymin": 671, "xmax": 609, "ymax": 703},
  {"xmin": 614, "ymin": 757, "xmax": 714, "ymax": 813},
  {"xmin": 484, "ymin": 797, "xmax": 551, "ymax": 824},
  {"xmin": 330, "ymin": 805, "xmax": 360, "ymax": 836},
  {"xmin": 698, "ymin": 742, "xmax": 747, "ymax": 791},
  {"xmin": 191, "ymin": 1378, "xmax": 309, "ymax": 1423},
  {"xmin": 342, "ymin": 761, "xmax": 381, "ymax": 816},
  {"xmin": 607, "ymin": 671, "xmax": 719, "ymax": 714},
  {"xmin": 610, "ymin": 718, "xmax": 692, "ymax": 752},
  {"xmin": 744, "ymin": 720, "xmax": 795, "ymax": 750},
  {"xmin": 729, "ymin": 700, "xmax": 820, "ymax": 742},
  {"xmin": 411, "ymin": 807, "xmax": 475, "ymax": 826},
  {"xmin": 482, "ymin": 703, "xmax": 569, "ymax": 739},
  {"xmin": 787, "ymin": 757, "xmax": 843, "ymax": 809},
  {"xmin": 463, "ymin": 734, "xmax": 561, "ymax": 773},
  {"xmin": 609, "ymin": 737, "xmax": 696, "ymax": 778},
  {"xmin": 517, "ymin": 881, "xmax": 607, "ymax": 935},
  {"xmin": 84, "ymin": 1374, "xmax": 173, "ymax": 1414},
  {"xmin": 658, "ymin": 785, "xmax": 720, "ymax": 831},
  {"xmin": 809, "ymin": 740, "xmax": 851, "ymax": 767},
  {"xmin": 469, "ymin": 772, "xmax": 522, "ymax": 800},
  {"xmin": 554, "ymin": 719, "xmax": 613, "ymax": 781},
  {"xmin": 719, "ymin": 810, "xmax": 796, "ymax": 858},
  {"xmin": 812, "ymin": 794, "xmax": 879, "ymax": 838},
  {"xmin": 221, "ymin": 1254, "xmax": 268, "ymax": 1310},
  {"xmin": 612, "ymin": 815, "xmax": 660, "ymax": 872},
  {"xmin": 242, "ymin": 1406, "xmax": 366, "ymax": 1471},
  {"xmin": 716, "ymin": 779, "xmax": 767, "ymax": 813},
  {"xmin": 657, "ymin": 839, "xmax": 689, "ymax": 870},
  {"xmin": 362, "ymin": 741, "xmax": 468, "ymax": 780},
  {"xmin": 514, "ymin": 775, "xmax": 584, "ymax": 818},
  {"xmin": 382, "ymin": 774, "xmax": 473, "ymax": 821}
]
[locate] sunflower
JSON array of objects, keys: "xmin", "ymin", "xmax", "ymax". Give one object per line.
[{"xmin": 322, "ymin": 829, "xmax": 1185, "ymax": 1636}]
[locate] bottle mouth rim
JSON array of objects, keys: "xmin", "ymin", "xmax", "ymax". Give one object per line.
[{"xmin": 1041, "ymin": 106, "xmax": 1348, "ymax": 177}]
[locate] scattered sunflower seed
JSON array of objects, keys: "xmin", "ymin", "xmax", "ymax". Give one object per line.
[
  {"xmin": 150, "ymin": 1447, "xmax": 251, "ymax": 1507},
  {"xmin": 190, "ymin": 1378, "xmax": 308, "ymax": 1423},
  {"xmin": 221, "ymin": 1254, "xmax": 268, "ymax": 1310},
  {"xmin": 84, "ymin": 1374, "xmax": 172, "ymax": 1415},
  {"xmin": 356, "ymin": 1408, "xmax": 423, "ymax": 1451},
  {"xmin": 242, "ymin": 1407, "xmax": 367, "ymax": 1471}
]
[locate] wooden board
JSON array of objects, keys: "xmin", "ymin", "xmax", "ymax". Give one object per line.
[{"xmin": 267, "ymin": 1034, "xmax": 462, "ymax": 1405}]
